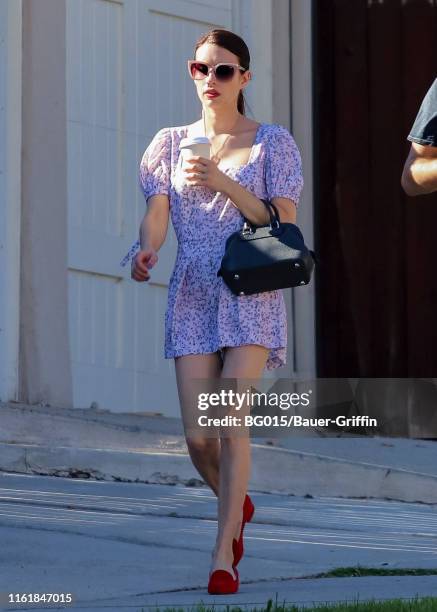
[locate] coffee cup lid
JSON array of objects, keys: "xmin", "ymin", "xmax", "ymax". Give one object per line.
[{"xmin": 179, "ymin": 136, "xmax": 210, "ymax": 149}]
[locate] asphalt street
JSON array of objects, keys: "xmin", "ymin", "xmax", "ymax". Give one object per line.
[{"xmin": 1, "ymin": 472, "xmax": 437, "ymax": 610}]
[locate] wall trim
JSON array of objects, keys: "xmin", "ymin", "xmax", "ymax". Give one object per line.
[
  {"xmin": 0, "ymin": 0, "xmax": 22, "ymax": 401},
  {"xmin": 290, "ymin": 0, "xmax": 317, "ymax": 377}
]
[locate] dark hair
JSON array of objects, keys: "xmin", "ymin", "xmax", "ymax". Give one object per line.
[{"xmin": 193, "ymin": 28, "xmax": 250, "ymax": 115}]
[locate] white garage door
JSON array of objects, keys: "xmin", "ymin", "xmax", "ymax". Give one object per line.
[{"xmin": 66, "ymin": 0, "xmax": 237, "ymax": 414}]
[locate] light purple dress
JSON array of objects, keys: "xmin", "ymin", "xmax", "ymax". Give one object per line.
[{"xmin": 120, "ymin": 123, "xmax": 304, "ymax": 370}]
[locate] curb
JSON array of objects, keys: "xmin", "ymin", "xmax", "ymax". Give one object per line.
[
  {"xmin": 250, "ymin": 444, "xmax": 437, "ymax": 503},
  {"xmin": 1, "ymin": 441, "xmax": 437, "ymax": 504}
]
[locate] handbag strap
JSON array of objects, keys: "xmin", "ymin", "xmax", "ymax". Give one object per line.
[{"xmin": 242, "ymin": 198, "xmax": 281, "ymax": 232}]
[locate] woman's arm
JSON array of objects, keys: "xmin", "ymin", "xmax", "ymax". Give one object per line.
[
  {"xmin": 401, "ymin": 143, "xmax": 437, "ymax": 197},
  {"xmin": 183, "ymin": 154, "xmax": 298, "ymax": 225},
  {"xmin": 222, "ymin": 177, "xmax": 297, "ymax": 225},
  {"xmin": 221, "ymin": 177, "xmax": 271, "ymax": 225},
  {"xmin": 139, "ymin": 194, "xmax": 170, "ymax": 251},
  {"xmin": 131, "ymin": 194, "xmax": 169, "ymax": 282}
]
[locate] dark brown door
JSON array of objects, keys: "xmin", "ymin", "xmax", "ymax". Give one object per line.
[{"xmin": 314, "ymin": 0, "xmax": 437, "ymax": 377}]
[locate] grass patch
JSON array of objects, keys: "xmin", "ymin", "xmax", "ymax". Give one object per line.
[
  {"xmin": 308, "ymin": 566, "xmax": 437, "ymax": 579},
  {"xmin": 143, "ymin": 596, "xmax": 437, "ymax": 612},
  {"xmin": 141, "ymin": 567, "xmax": 437, "ymax": 612}
]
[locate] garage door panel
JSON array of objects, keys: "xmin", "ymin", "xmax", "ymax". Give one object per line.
[{"xmin": 67, "ymin": 0, "xmax": 234, "ymax": 413}]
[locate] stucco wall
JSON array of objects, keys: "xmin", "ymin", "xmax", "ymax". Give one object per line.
[{"xmin": 19, "ymin": 0, "xmax": 73, "ymax": 407}]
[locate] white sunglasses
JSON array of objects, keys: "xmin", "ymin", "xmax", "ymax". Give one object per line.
[{"xmin": 187, "ymin": 60, "xmax": 247, "ymax": 82}]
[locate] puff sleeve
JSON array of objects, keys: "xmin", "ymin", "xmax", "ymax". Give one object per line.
[
  {"xmin": 264, "ymin": 125, "xmax": 304, "ymax": 206},
  {"xmin": 119, "ymin": 128, "xmax": 171, "ymax": 267},
  {"xmin": 139, "ymin": 127, "xmax": 172, "ymax": 202}
]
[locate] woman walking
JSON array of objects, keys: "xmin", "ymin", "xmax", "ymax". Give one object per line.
[{"xmin": 126, "ymin": 28, "xmax": 303, "ymax": 594}]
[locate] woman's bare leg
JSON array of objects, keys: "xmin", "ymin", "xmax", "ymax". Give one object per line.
[
  {"xmin": 174, "ymin": 351, "xmax": 223, "ymax": 495},
  {"xmin": 211, "ymin": 344, "xmax": 269, "ymax": 579}
]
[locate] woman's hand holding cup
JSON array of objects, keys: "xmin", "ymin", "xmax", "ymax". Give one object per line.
[{"xmin": 183, "ymin": 155, "xmax": 230, "ymax": 194}]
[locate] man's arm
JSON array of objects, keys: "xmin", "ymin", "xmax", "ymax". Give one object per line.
[{"xmin": 401, "ymin": 142, "xmax": 437, "ymax": 197}]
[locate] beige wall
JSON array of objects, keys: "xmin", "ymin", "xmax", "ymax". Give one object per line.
[
  {"xmin": 0, "ymin": 0, "xmax": 22, "ymax": 402},
  {"xmin": 271, "ymin": 0, "xmax": 296, "ymax": 378},
  {"xmin": 272, "ymin": 0, "xmax": 292, "ymax": 128},
  {"xmin": 19, "ymin": 0, "xmax": 73, "ymax": 407},
  {"xmin": 290, "ymin": 0, "xmax": 316, "ymax": 377}
]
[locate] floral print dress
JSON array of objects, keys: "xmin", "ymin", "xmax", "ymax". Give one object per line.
[{"xmin": 120, "ymin": 123, "xmax": 304, "ymax": 370}]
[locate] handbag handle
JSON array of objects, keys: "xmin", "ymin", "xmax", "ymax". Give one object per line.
[
  {"xmin": 241, "ymin": 201, "xmax": 320, "ymax": 267},
  {"xmin": 242, "ymin": 199, "xmax": 281, "ymax": 233}
]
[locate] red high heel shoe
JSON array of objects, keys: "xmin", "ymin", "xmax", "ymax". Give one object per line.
[
  {"xmin": 208, "ymin": 566, "xmax": 239, "ymax": 594},
  {"xmin": 232, "ymin": 493, "xmax": 255, "ymax": 567}
]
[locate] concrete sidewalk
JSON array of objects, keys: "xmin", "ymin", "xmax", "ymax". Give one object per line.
[
  {"xmin": 1, "ymin": 473, "xmax": 437, "ymax": 610},
  {"xmin": 1, "ymin": 400, "xmax": 437, "ymax": 503}
]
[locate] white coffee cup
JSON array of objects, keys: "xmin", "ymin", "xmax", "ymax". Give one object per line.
[
  {"xmin": 175, "ymin": 136, "xmax": 211, "ymax": 189},
  {"xmin": 179, "ymin": 136, "xmax": 210, "ymax": 167}
]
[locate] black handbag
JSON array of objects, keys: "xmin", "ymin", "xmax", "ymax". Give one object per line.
[{"xmin": 217, "ymin": 199, "xmax": 317, "ymax": 296}]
